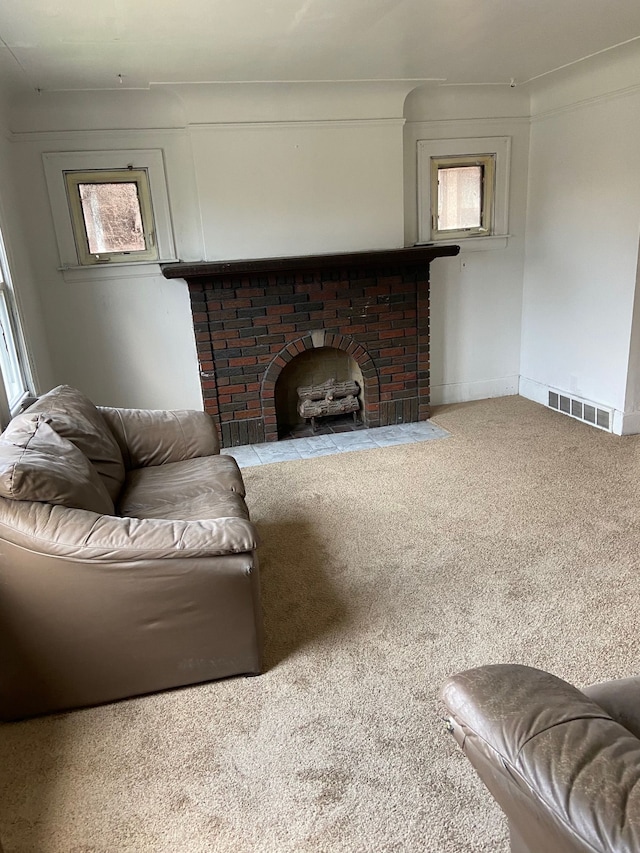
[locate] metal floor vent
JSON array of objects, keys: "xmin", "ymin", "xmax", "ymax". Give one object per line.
[{"xmin": 548, "ymin": 390, "xmax": 613, "ymax": 432}]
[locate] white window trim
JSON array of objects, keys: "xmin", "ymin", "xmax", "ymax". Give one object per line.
[
  {"xmin": 416, "ymin": 136, "xmax": 511, "ymax": 249},
  {"xmin": 43, "ymin": 149, "xmax": 176, "ymax": 269},
  {"xmin": 0, "ymin": 225, "xmax": 32, "ymax": 420},
  {"xmin": 64, "ymin": 167, "xmax": 158, "ymax": 265}
]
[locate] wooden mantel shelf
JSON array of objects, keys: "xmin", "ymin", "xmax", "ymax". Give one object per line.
[{"xmin": 161, "ymin": 245, "xmax": 459, "ymax": 280}]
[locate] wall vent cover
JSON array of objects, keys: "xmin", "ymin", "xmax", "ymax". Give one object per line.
[{"xmin": 547, "ymin": 389, "xmax": 613, "ymax": 432}]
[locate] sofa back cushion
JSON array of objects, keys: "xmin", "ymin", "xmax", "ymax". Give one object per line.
[
  {"xmin": 24, "ymin": 385, "xmax": 125, "ymax": 502},
  {"xmin": 0, "ymin": 414, "xmax": 114, "ymax": 514}
]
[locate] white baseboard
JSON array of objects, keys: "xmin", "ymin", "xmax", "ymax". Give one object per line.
[
  {"xmin": 518, "ymin": 377, "xmax": 550, "ymax": 407},
  {"xmin": 430, "ymin": 375, "xmax": 519, "ymax": 406},
  {"xmin": 435, "ymin": 375, "xmax": 640, "ymax": 435},
  {"xmin": 519, "ymin": 376, "xmax": 640, "ymax": 436},
  {"xmin": 614, "ymin": 410, "xmax": 640, "ymax": 436}
]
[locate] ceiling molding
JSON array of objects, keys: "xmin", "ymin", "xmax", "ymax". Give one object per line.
[
  {"xmin": 531, "ymin": 80, "xmax": 640, "ymax": 121},
  {"xmin": 520, "ymin": 34, "xmax": 640, "ymax": 86},
  {"xmin": 187, "ymin": 118, "xmax": 406, "ymax": 132},
  {"xmin": 405, "ymin": 116, "xmax": 530, "ymax": 128},
  {"xmin": 8, "ymin": 127, "xmax": 188, "ymax": 143}
]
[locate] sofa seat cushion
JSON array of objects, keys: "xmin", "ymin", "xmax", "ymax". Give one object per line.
[
  {"xmin": 117, "ymin": 455, "xmax": 249, "ymax": 522},
  {"xmin": 24, "ymin": 385, "xmax": 125, "ymax": 502},
  {"xmin": 0, "ymin": 414, "xmax": 114, "ymax": 515}
]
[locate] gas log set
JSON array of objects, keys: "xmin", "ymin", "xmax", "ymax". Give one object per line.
[{"xmin": 296, "ymin": 378, "xmax": 360, "ymax": 433}]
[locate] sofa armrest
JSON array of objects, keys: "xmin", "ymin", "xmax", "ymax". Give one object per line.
[
  {"xmin": 0, "ymin": 498, "xmax": 258, "ymax": 561},
  {"xmin": 0, "ymin": 534, "xmax": 262, "ymax": 720},
  {"xmin": 441, "ymin": 664, "xmax": 640, "ymax": 853},
  {"xmin": 98, "ymin": 406, "xmax": 220, "ymax": 469}
]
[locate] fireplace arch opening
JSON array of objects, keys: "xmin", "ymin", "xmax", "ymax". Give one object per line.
[{"xmin": 275, "ymin": 346, "xmax": 365, "ymax": 438}]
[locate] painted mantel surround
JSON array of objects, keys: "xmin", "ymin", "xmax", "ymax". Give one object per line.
[{"xmin": 162, "ymin": 245, "xmax": 458, "ymax": 446}]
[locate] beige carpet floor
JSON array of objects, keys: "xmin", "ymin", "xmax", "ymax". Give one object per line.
[{"xmin": 2, "ymin": 395, "xmax": 640, "ymax": 852}]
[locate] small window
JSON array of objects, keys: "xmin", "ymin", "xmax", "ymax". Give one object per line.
[
  {"xmin": 430, "ymin": 155, "xmax": 495, "ymax": 240},
  {"xmin": 416, "ymin": 137, "xmax": 510, "ymax": 247},
  {"xmin": 43, "ymin": 150, "xmax": 176, "ymax": 271},
  {"xmin": 64, "ymin": 169, "xmax": 158, "ymax": 265}
]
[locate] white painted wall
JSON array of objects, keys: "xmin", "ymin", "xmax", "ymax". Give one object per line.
[
  {"xmin": 180, "ymin": 83, "xmax": 406, "ymax": 260},
  {"xmin": 5, "ymin": 83, "xmax": 408, "ymax": 409},
  {"xmin": 9, "ymin": 64, "xmax": 640, "ymax": 427},
  {"xmin": 622, "ymin": 247, "xmax": 640, "ymax": 434},
  {"xmin": 403, "ymin": 85, "xmax": 530, "ymax": 404},
  {"xmin": 8, "ymin": 122, "xmax": 204, "ymax": 409},
  {"xmin": 521, "ymin": 47, "xmax": 640, "ymax": 433},
  {"xmin": 191, "ymin": 121, "xmax": 404, "ymax": 260},
  {"xmin": 4, "ymin": 80, "xmax": 532, "ymax": 413}
]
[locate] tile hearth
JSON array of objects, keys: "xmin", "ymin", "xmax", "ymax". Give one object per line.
[{"xmin": 221, "ymin": 419, "xmax": 450, "ymax": 468}]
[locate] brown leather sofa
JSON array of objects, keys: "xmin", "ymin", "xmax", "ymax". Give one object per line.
[
  {"xmin": 0, "ymin": 385, "xmax": 262, "ymax": 721},
  {"xmin": 441, "ymin": 664, "xmax": 640, "ymax": 853}
]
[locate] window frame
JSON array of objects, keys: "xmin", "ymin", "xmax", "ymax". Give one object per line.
[
  {"xmin": 64, "ymin": 167, "xmax": 158, "ymax": 266},
  {"xmin": 417, "ymin": 136, "xmax": 511, "ymax": 247},
  {"xmin": 0, "ymin": 223, "xmax": 32, "ymax": 421},
  {"xmin": 430, "ymin": 154, "xmax": 496, "ymax": 241},
  {"xmin": 43, "ymin": 150, "xmax": 176, "ymax": 269}
]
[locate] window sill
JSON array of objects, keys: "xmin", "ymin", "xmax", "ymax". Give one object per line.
[
  {"xmin": 415, "ymin": 235, "xmax": 509, "ymax": 253},
  {"xmin": 58, "ymin": 260, "xmax": 178, "ymax": 284},
  {"xmin": 9, "ymin": 390, "xmax": 32, "ymax": 417}
]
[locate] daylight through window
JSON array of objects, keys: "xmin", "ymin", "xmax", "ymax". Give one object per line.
[
  {"xmin": 0, "ymin": 227, "xmax": 30, "ymax": 417},
  {"xmin": 79, "ymin": 181, "xmax": 146, "ymax": 254},
  {"xmin": 437, "ymin": 165, "xmax": 482, "ymax": 230},
  {"xmin": 64, "ymin": 169, "xmax": 158, "ymax": 265},
  {"xmin": 430, "ymin": 155, "xmax": 495, "ymax": 240}
]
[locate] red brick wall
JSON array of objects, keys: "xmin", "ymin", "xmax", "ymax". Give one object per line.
[{"xmin": 188, "ymin": 264, "xmax": 431, "ymax": 446}]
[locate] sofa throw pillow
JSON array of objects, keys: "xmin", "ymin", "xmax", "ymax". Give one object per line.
[
  {"xmin": 24, "ymin": 385, "xmax": 125, "ymax": 502},
  {"xmin": 0, "ymin": 414, "xmax": 114, "ymax": 514}
]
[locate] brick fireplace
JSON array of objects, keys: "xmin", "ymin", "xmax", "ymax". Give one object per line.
[{"xmin": 162, "ymin": 246, "xmax": 458, "ymax": 447}]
